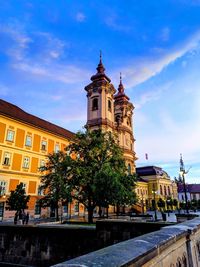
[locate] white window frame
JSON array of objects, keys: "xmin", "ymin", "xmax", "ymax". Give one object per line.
[
  {"xmin": 40, "ymin": 159, "xmax": 45, "ymax": 167},
  {"xmin": 0, "ymin": 181, "xmax": 7, "ymax": 195},
  {"xmin": 23, "ymin": 157, "xmax": 30, "ymax": 169},
  {"xmin": 25, "ymin": 135, "xmax": 32, "ymax": 147},
  {"xmin": 41, "ymin": 140, "xmax": 47, "ymax": 151},
  {"xmin": 6, "ymin": 130, "xmax": 14, "ymax": 142},
  {"xmin": 55, "ymin": 144, "xmax": 60, "ymax": 153},
  {"xmin": 3, "ymin": 152, "xmax": 11, "ymax": 165}
]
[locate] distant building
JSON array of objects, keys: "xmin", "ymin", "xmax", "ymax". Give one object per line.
[
  {"xmin": 136, "ymin": 166, "xmax": 178, "ymax": 211},
  {"xmin": 178, "ymin": 183, "xmax": 200, "ymax": 202}
]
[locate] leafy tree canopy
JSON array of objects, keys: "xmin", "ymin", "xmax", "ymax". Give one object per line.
[
  {"xmin": 39, "ymin": 151, "xmax": 72, "ymax": 221},
  {"xmin": 6, "ymin": 183, "xmax": 30, "ymax": 213},
  {"xmin": 68, "ymin": 129, "xmax": 137, "ymax": 223}
]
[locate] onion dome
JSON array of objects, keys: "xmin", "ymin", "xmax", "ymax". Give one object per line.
[
  {"xmin": 91, "ymin": 52, "xmax": 111, "ymax": 82},
  {"xmin": 114, "ymin": 73, "xmax": 129, "ymax": 100}
]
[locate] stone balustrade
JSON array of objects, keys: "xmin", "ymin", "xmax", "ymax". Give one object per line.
[{"xmin": 52, "ymin": 217, "xmax": 200, "ymax": 267}]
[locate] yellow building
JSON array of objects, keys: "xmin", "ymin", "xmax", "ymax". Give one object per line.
[
  {"xmin": 0, "ymin": 99, "xmax": 74, "ymax": 220},
  {"xmin": 136, "ymin": 166, "xmax": 178, "ymax": 211}
]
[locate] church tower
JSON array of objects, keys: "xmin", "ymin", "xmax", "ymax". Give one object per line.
[
  {"xmin": 114, "ymin": 74, "xmax": 137, "ymax": 173},
  {"xmin": 85, "ymin": 54, "xmax": 116, "ymax": 132},
  {"xmin": 85, "ymin": 57, "xmax": 137, "ymax": 172}
]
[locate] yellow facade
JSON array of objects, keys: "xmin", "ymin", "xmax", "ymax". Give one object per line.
[
  {"xmin": 0, "ymin": 110, "xmax": 73, "ymax": 219},
  {"xmin": 136, "ymin": 166, "xmax": 178, "ymax": 211}
]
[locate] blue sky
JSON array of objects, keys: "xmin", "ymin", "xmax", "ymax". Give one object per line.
[{"xmin": 0, "ymin": 0, "xmax": 200, "ymax": 183}]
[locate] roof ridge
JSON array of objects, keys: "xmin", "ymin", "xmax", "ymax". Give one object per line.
[{"xmin": 0, "ymin": 99, "xmax": 75, "ymax": 140}]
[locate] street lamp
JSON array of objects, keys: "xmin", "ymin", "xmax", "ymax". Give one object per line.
[
  {"xmin": 152, "ymin": 184, "xmax": 157, "ymax": 221},
  {"xmin": 179, "ymin": 154, "xmax": 190, "ymax": 214}
]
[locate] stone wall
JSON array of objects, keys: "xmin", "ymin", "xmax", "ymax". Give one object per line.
[
  {"xmin": 0, "ymin": 224, "xmax": 97, "ymax": 266},
  {"xmin": 54, "ymin": 217, "xmax": 200, "ymax": 267}
]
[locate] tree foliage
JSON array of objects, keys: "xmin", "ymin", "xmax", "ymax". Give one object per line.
[
  {"xmin": 157, "ymin": 198, "xmax": 166, "ymax": 211},
  {"xmin": 6, "ymin": 183, "xmax": 30, "ymax": 213},
  {"xmin": 68, "ymin": 129, "xmax": 137, "ymax": 223},
  {"xmin": 39, "ymin": 151, "xmax": 72, "ymax": 221}
]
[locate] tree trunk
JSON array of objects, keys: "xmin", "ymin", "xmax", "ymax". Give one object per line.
[
  {"xmin": 87, "ymin": 206, "xmax": 94, "ymax": 224},
  {"xmin": 56, "ymin": 205, "xmax": 59, "ymax": 221}
]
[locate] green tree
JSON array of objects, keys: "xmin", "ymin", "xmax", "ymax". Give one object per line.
[
  {"xmin": 39, "ymin": 151, "xmax": 72, "ymax": 221},
  {"xmin": 6, "ymin": 183, "xmax": 30, "ymax": 222},
  {"xmin": 172, "ymin": 199, "xmax": 178, "ymax": 210},
  {"xmin": 166, "ymin": 197, "xmax": 173, "ymax": 211},
  {"xmin": 68, "ymin": 129, "xmax": 137, "ymax": 223},
  {"xmin": 157, "ymin": 198, "xmax": 165, "ymax": 211}
]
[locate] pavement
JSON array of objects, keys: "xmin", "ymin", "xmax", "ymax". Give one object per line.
[{"xmin": 1, "ymin": 211, "xmax": 200, "ymax": 226}]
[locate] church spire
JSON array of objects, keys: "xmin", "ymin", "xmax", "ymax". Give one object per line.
[
  {"xmin": 90, "ymin": 52, "xmax": 111, "ymax": 82},
  {"xmin": 96, "ymin": 50, "xmax": 105, "ymax": 74},
  {"xmin": 114, "ymin": 73, "xmax": 129, "ymax": 100}
]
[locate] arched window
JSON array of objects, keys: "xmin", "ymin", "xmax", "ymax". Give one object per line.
[
  {"xmin": 160, "ymin": 185, "xmax": 163, "ymax": 195},
  {"xmin": 92, "ymin": 98, "xmax": 98, "ymax": 110},
  {"xmin": 164, "ymin": 186, "xmax": 167, "ymax": 195},
  {"xmin": 168, "ymin": 186, "xmax": 171, "ymax": 195},
  {"xmin": 108, "ymin": 99, "xmax": 112, "ymax": 112},
  {"xmin": 182, "ymin": 254, "xmax": 187, "ymax": 267},
  {"xmin": 115, "ymin": 115, "xmax": 121, "ymax": 124}
]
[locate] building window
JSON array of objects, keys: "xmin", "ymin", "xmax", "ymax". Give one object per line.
[
  {"xmin": 3, "ymin": 152, "xmax": 11, "ymax": 165},
  {"xmin": 74, "ymin": 202, "xmax": 79, "ymax": 212},
  {"xmin": 6, "ymin": 130, "xmax": 14, "ymax": 142},
  {"xmin": 41, "ymin": 140, "xmax": 47, "ymax": 151},
  {"xmin": 55, "ymin": 144, "xmax": 60, "ymax": 153},
  {"xmin": 164, "ymin": 186, "xmax": 167, "ymax": 195},
  {"xmin": 108, "ymin": 100, "xmax": 112, "ymax": 112},
  {"xmin": 0, "ymin": 181, "xmax": 7, "ymax": 196},
  {"xmin": 40, "ymin": 160, "xmax": 45, "ymax": 168},
  {"xmin": 23, "ymin": 157, "xmax": 30, "ymax": 169},
  {"xmin": 168, "ymin": 186, "xmax": 171, "ymax": 195},
  {"xmin": 35, "ymin": 201, "xmax": 41, "ymax": 215},
  {"xmin": 92, "ymin": 98, "xmax": 98, "ymax": 111},
  {"xmin": 25, "ymin": 135, "xmax": 32, "ymax": 147},
  {"xmin": 160, "ymin": 185, "xmax": 163, "ymax": 195},
  {"xmin": 37, "ymin": 185, "xmax": 43, "ymax": 196},
  {"xmin": 21, "ymin": 183, "xmax": 27, "ymax": 190}
]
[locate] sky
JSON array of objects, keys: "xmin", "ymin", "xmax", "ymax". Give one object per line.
[{"xmin": 0, "ymin": 0, "xmax": 200, "ymax": 183}]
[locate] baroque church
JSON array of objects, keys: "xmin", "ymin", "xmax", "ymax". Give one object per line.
[{"xmin": 85, "ymin": 55, "xmax": 137, "ymax": 173}]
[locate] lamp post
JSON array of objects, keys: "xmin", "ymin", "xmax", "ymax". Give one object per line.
[
  {"xmin": 152, "ymin": 184, "xmax": 157, "ymax": 221},
  {"xmin": 179, "ymin": 154, "xmax": 190, "ymax": 214}
]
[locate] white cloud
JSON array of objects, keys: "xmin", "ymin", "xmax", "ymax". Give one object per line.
[
  {"xmin": 116, "ymin": 31, "xmax": 200, "ymax": 88},
  {"xmin": 134, "ymin": 82, "xmax": 173, "ymax": 109},
  {"xmin": 76, "ymin": 12, "xmax": 86, "ymax": 22},
  {"xmin": 12, "ymin": 62, "xmax": 91, "ymax": 84}
]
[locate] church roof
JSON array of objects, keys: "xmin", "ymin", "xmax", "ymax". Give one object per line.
[
  {"xmin": 114, "ymin": 74, "xmax": 129, "ymax": 101},
  {"xmin": 136, "ymin": 166, "xmax": 167, "ymax": 176},
  {"xmin": 0, "ymin": 99, "xmax": 74, "ymax": 140},
  {"xmin": 90, "ymin": 54, "xmax": 111, "ymax": 82}
]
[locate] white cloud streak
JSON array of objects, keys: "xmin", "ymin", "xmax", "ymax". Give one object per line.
[{"xmin": 116, "ymin": 30, "xmax": 200, "ymax": 88}]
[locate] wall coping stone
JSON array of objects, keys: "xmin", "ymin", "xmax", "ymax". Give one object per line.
[{"xmin": 52, "ymin": 217, "xmax": 200, "ymax": 267}]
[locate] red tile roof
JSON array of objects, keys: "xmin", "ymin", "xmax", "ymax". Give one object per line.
[{"xmin": 0, "ymin": 99, "xmax": 75, "ymax": 140}]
